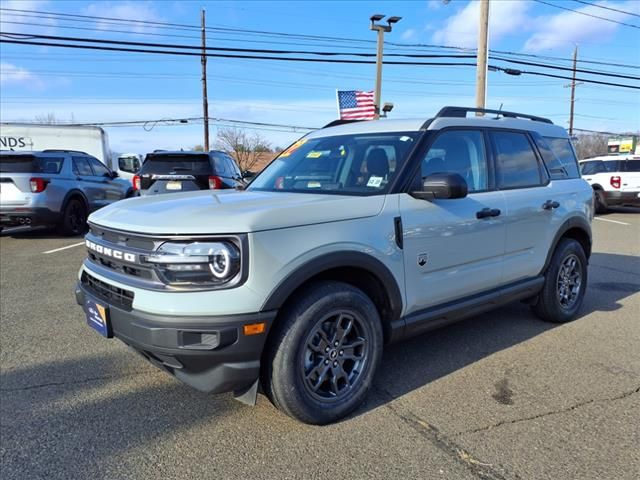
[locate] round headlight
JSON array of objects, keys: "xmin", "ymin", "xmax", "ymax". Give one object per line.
[{"xmin": 147, "ymin": 241, "xmax": 241, "ymax": 285}]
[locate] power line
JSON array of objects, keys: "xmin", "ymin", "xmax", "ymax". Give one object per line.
[
  {"xmin": 2, "ymin": 37, "xmax": 639, "ymax": 90},
  {"xmin": 532, "ymin": 0, "xmax": 640, "ymax": 29},
  {"xmin": 3, "ymin": 7, "xmax": 639, "ymax": 69},
  {"xmin": 570, "ymin": 0, "xmax": 640, "ymax": 19},
  {"xmin": 3, "ymin": 31, "xmax": 639, "ymax": 82}
]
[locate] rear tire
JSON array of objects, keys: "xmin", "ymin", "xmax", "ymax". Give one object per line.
[
  {"xmin": 532, "ymin": 238, "xmax": 587, "ymax": 323},
  {"xmin": 57, "ymin": 198, "xmax": 87, "ymax": 236},
  {"xmin": 262, "ymin": 281, "xmax": 383, "ymax": 424},
  {"xmin": 594, "ymin": 190, "xmax": 608, "ymax": 214}
]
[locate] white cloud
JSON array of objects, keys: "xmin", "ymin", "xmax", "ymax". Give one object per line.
[
  {"xmin": 523, "ymin": 1, "xmax": 640, "ymax": 52},
  {"xmin": 0, "ymin": 0, "xmax": 56, "ymax": 34},
  {"xmin": 0, "ymin": 62, "xmax": 40, "ymax": 87},
  {"xmin": 401, "ymin": 28, "xmax": 417, "ymax": 40},
  {"xmin": 83, "ymin": 1, "xmax": 164, "ymax": 33},
  {"xmin": 431, "ymin": 1, "xmax": 531, "ymax": 48}
]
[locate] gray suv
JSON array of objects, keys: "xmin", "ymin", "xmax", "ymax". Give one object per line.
[
  {"xmin": 75, "ymin": 107, "xmax": 593, "ymax": 424},
  {"xmin": 0, "ymin": 150, "xmax": 133, "ymax": 235}
]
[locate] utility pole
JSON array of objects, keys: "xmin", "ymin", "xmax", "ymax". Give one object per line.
[
  {"xmin": 568, "ymin": 45, "xmax": 578, "ymax": 137},
  {"xmin": 201, "ymin": 9, "xmax": 210, "ymax": 151},
  {"xmin": 370, "ymin": 14, "xmax": 401, "ymax": 119},
  {"xmin": 475, "ymin": 0, "xmax": 490, "ymax": 113}
]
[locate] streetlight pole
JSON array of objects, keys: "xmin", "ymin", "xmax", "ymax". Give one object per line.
[
  {"xmin": 475, "ymin": 0, "xmax": 490, "ymax": 113},
  {"xmin": 370, "ymin": 14, "xmax": 401, "ymax": 119}
]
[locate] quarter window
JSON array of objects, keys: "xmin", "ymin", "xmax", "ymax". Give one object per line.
[
  {"xmin": 491, "ymin": 131, "xmax": 544, "ymax": 189},
  {"xmin": 420, "ymin": 130, "xmax": 488, "ymax": 192},
  {"xmin": 543, "ymin": 137, "xmax": 580, "ymax": 178}
]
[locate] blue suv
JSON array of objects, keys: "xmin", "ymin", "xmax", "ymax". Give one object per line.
[{"xmin": 0, "ymin": 150, "xmax": 133, "ymax": 235}]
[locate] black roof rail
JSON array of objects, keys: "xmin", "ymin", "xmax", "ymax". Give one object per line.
[
  {"xmin": 42, "ymin": 149, "xmax": 89, "ymax": 154},
  {"xmin": 435, "ymin": 106, "xmax": 553, "ymax": 124},
  {"xmin": 322, "ymin": 119, "xmax": 366, "ymax": 129}
]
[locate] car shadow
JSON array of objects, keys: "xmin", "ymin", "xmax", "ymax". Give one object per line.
[
  {"xmin": 353, "ymin": 251, "xmax": 639, "ymax": 418},
  {"xmin": 0, "ymin": 226, "xmax": 84, "ymax": 239},
  {"xmin": 597, "ymin": 206, "xmax": 640, "ymax": 215}
]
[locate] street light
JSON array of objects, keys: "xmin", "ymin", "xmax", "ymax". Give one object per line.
[{"xmin": 370, "ymin": 14, "xmax": 401, "ymax": 119}]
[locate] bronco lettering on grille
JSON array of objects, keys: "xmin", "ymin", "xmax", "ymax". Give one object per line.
[{"xmin": 86, "ymin": 240, "xmax": 137, "ymax": 263}]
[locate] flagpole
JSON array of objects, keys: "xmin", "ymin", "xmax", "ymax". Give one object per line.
[{"xmin": 335, "ymin": 89, "xmax": 341, "ymax": 120}]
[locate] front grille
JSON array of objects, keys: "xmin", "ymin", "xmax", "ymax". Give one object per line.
[
  {"xmin": 87, "ymin": 251, "xmax": 154, "ymax": 279},
  {"xmin": 81, "ymin": 271, "xmax": 134, "ymax": 311}
]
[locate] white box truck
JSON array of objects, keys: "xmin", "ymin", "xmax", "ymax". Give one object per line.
[{"xmin": 0, "ymin": 123, "xmax": 115, "ymax": 170}]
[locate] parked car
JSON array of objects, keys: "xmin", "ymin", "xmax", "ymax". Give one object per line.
[
  {"xmin": 116, "ymin": 152, "xmax": 142, "ymax": 185},
  {"xmin": 578, "ymin": 155, "xmax": 640, "ymax": 212},
  {"xmin": 0, "ymin": 150, "xmax": 133, "ymax": 235},
  {"xmin": 75, "ymin": 106, "xmax": 593, "ymax": 424},
  {"xmin": 134, "ymin": 150, "xmax": 246, "ymax": 195}
]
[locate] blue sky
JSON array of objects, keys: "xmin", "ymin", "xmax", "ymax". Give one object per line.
[{"xmin": 1, "ymin": 0, "xmax": 639, "ymax": 154}]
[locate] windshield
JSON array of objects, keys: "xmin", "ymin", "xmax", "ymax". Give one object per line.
[
  {"xmin": 0, "ymin": 155, "xmax": 64, "ymax": 174},
  {"xmin": 140, "ymin": 153, "xmax": 211, "ymax": 175},
  {"xmin": 248, "ymin": 132, "xmax": 420, "ymax": 195}
]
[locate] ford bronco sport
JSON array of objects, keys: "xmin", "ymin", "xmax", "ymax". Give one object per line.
[{"xmin": 75, "ymin": 107, "xmax": 593, "ymax": 424}]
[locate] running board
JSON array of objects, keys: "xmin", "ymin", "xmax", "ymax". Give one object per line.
[{"xmin": 390, "ymin": 276, "xmax": 545, "ymax": 342}]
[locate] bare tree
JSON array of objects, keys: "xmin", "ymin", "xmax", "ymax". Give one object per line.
[
  {"xmin": 34, "ymin": 112, "xmax": 60, "ymax": 124},
  {"xmin": 215, "ymin": 127, "xmax": 272, "ymax": 171},
  {"xmin": 572, "ymin": 133, "xmax": 609, "ymax": 160}
]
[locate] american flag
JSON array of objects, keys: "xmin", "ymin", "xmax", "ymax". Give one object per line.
[{"xmin": 337, "ymin": 90, "xmax": 376, "ymax": 120}]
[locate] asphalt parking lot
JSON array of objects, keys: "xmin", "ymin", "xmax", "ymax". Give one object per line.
[{"xmin": 1, "ymin": 209, "xmax": 639, "ymax": 480}]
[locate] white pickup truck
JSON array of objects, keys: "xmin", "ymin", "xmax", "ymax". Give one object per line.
[{"xmin": 579, "ymin": 155, "xmax": 640, "ymax": 212}]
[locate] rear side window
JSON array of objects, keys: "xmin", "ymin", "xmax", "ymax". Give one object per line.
[
  {"xmin": 537, "ymin": 137, "xmax": 580, "ymax": 179},
  {"xmin": 623, "ymin": 160, "xmax": 640, "ymax": 172},
  {"xmin": 224, "ymin": 155, "xmax": 241, "ymax": 177},
  {"xmin": 72, "ymin": 157, "xmax": 94, "ymax": 176},
  {"xmin": 140, "ymin": 154, "xmax": 212, "ymax": 175},
  {"xmin": 213, "ymin": 154, "xmax": 230, "ymax": 175},
  {"xmin": 491, "ymin": 131, "xmax": 544, "ymax": 189},
  {"xmin": 0, "ymin": 155, "xmax": 64, "ymax": 173}
]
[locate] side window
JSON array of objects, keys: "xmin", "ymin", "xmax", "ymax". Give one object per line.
[
  {"xmin": 40, "ymin": 157, "xmax": 64, "ymax": 174},
  {"xmin": 72, "ymin": 156, "xmax": 93, "ymax": 176},
  {"xmin": 213, "ymin": 154, "xmax": 229, "ymax": 175},
  {"xmin": 579, "ymin": 161, "xmax": 605, "ymax": 175},
  {"xmin": 542, "ymin": 137, "xmax": 580, "ymax": 178},
  {"xmin": 88, "ymin": 156, "xmax": 110, "ymax": 177},
  {"xmin": 229, "ymin": 155, "xmax": 242, "ymax": 177},
  {"xmin": 491, "ymin": 131, "xmax": 544, "ymax": 189},
  {"xmin": 420, "ymin": 130, "xmax": 488, "ymax": 193},
  {"xmin": 224, "ymin": 156, "xmax": 239, "ymax": 177}
]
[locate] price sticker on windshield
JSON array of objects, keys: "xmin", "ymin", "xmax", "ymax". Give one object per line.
[{"xmin": 280, "ymin": 139, "xmax": 307, "ymax": 157}]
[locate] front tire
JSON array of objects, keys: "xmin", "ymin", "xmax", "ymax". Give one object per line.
[
  {"xmin": 57, "ymin": 198, "xmax": 87, "ymax": 236},
  {"xmin": 532, "ymin": 238, "xmax": 587, "ymax": 323},
  {"xmin": 262, "ymin": 281, "xmax": 383, "ymax": 424}
]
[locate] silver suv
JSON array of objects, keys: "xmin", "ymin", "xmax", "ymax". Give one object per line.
[
  {"xmin": 1, "ymin": 150, "xmax": 133, "ymax": 235},
  {"xmin": 75, "ymin": 107, "xmax": 593, "ymax": 424}
]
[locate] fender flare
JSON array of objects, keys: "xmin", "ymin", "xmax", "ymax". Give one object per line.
[
  {"xmin": 261, "ymin": 250, "xmax": 403, "ymax": 321},
  {"xmin": 540, "ymin": 216, "xmax": 592, "ymax": 274},
  {"xmin": 61, "ymin": 189, "xmax": 90, "ymax": 213}
]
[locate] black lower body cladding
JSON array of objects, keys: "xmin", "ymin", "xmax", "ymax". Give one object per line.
[{"xmin": 75, "ymin": 283, "xmax": 276, "ymax": 394}]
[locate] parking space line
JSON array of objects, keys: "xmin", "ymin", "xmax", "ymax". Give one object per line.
[
  {"xmin": 594, "ymin": 217, "xmax": 630, "ymax": 226},
  {"xmin": 42, "ymin": 242, "xmax": 85, "ymax": 254}
]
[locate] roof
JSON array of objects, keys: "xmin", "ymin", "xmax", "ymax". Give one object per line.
[
  {"xmin": 145, "ymin": 150, "xmax": 221, "ymax": 156},
  {"xmin": 579, "ymin": 155, "xmax": 640, "ymax": 162},
  {"xmin": 308, "ymin": 111, "xmax": 568, "ymax": 139}
]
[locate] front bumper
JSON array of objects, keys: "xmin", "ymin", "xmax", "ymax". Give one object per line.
[
  {"xmin": 602, "ymin": 190, "xmax": 640, "ymax": 207},
  {"xmin": 0, "ymin": 207, "xmax": 61, "ymax": 227},
  {"xmin": 75, "ymin": 282, "xmax": 276, "ymax": 394}
]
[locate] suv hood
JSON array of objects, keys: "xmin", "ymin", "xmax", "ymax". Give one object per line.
[{"xmin": 89, "ymin": 189, "xmax": 386, "ymax": 234}]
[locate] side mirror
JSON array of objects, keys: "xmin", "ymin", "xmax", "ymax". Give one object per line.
[
  {"xmin": 410, "ymin": 172, "xmax": 468, "ymax": 200},
  {"xmin": 105, "ymin": 171, "xmax": 118, "ymax": 178}
]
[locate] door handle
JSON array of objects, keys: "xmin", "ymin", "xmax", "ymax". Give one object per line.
[
  {"xmin": 542, "ymin": 200, "xmax": 560, "ymax": 210},
  {"xmin": 476, "ymin": 208, "xmax": 501, "ymax": 219}
]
